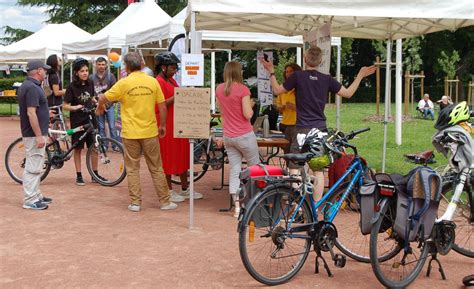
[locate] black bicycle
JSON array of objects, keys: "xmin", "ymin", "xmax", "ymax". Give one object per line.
[{"xmin": 5, "ymin": 107, "xmax": 126, "ymax": 186}]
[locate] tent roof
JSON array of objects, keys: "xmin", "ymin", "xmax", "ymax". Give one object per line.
[
  {"xmin": 126, "ymin": 8, "xmax": 303, "ymax": 50},
  {"xmin": 185, "ymin": 0, "xmax": 474, "ymax": 40},
  {"xmin": 63, "ymin": 0, "xmax": 171, "ymax": 54},
  {"xmin": 0, "ymin": 22, "xmax": 91, "ymax": 61}
]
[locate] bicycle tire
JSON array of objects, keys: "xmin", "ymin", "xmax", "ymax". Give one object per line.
[
  {"xmin": 86, "ymin": 137, "xmax": 126, "ymax": 186},
  {"xmin": 370, "ymin": 199, "xmax": 429, "ymax": 288},
  {"xmin": 5, "ymin": 137, "xmax": 51, "ymax": 184},
  {"xmin": 325, "ymin": 185, "xmax": 400, "ymax": 263},
  {"xmin": 438, "ymin": 187, "xmax": 473, "ymax": 258},
  {"xmin": 239, "ymin": 186, "xmax": 312, "ymax": 285}
]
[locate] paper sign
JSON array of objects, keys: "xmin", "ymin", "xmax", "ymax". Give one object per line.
[
  {"xmin": 257, "ymin": 51, "xmax": 274, "ymax": 106},
  {"xmin": 181, "ymin": 54, "xmax": 204, "ymax": 86},
  {"xmin": 174, "ymin": 87, "xmax": 210, "ymax": 139},
  {"xmin": 304, "ymin": 23, "xmax": 332, "ymax": 74}
]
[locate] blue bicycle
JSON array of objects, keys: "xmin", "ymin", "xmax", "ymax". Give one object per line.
[{"xmin": 237, "ymin": 128, "xmax": 399, "ymax": 285}]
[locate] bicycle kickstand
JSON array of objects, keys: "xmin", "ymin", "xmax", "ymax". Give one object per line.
[
  {"xmin": 426, "ymin": 253, "xmax": 446, "ymax": 280},
  {"xmin": 314, "ymin": 248, "xmax": 333, "ymax": 277}
]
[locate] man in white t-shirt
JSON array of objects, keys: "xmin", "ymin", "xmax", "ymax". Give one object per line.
[{"xmin": 417, "ymin": 93, "xmax": 435, "ymax": 120}]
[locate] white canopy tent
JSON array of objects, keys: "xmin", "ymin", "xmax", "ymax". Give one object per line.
[
  {"xmin": 185, "ymin": 0, "xmax": 474, "ymax": 172},
  {"xmin": 0, "ymin": 22, "xmax": 91, "ymax": 61},
  {"xmin": 62, "ymin": 0, "xmax": 171, "ymax": 54}
]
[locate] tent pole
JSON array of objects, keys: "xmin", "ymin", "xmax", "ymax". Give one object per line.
[
  {"xmin": 336, "ymin": 43, "xmax": 341, "ymax": 130},
  {"xmin": 228, "ymin": 50, "xmax": 232, "ymax": 62},
  {"xmin": 188, "ymin": 11, "xmax": 197, "ymax": 230},
  {"xmin": 61, "ymin": 54, "xmax": 65, "ymax": 89},
  {"xmin": 382, "ymin": 38, "xmax": 392, "ymax": 173},
  {"xmin": 211, "ymin": 51, "xmax": 216, "ymax": 113},
  {"xmin": 395, "ymin": 39, "xmax": 402, "ymax": 145},
  {"xmin": 296, "ymin": 47, "xmax": 302, "ymax": 66}
]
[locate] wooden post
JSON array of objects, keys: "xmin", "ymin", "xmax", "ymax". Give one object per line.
[
  {"xmin": 420, "ymin": 71, "xmax": 424, "ymax": 100},
  {"xmin": 455, "ymin": 76, "xmax": 459, "ymax": 103},
  {"xmin": 376, "ymin": 56, "xmax": 380, "ymax": 115},
  {"xmin": 468, "ymin": 81, "xmax": 473, "ymax": 106},
  {"xmin": 404, "ymin": 72, "xmax": 409, "ymax": 115},
  {"xmin": 444, "ymin": 77, "xmax": 448, "ymax": 96}
]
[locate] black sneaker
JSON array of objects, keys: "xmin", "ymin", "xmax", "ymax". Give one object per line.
[
  {"xmin": 23, "ymin": 201, "xmax": 48, "ymax": 210},
  {"xmin": 92, "ymin": 175, "xmax": 108, "ymax": 183},
  {"xmin": 76, "ymin": 176, "xmax": 85, "ymax": 186},
  {"xmin": 41, "ymin": 196, "xmax": 53, "ymax": 204}
]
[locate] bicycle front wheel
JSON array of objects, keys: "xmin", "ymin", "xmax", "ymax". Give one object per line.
[
  {"xmin": 239, "ymin": 186, "xmax": 312, "ymax": 285},
  {"xmin": 370, "ymin": 199, "xmax": 428, "ymax": 288},
  {"xmin": 438, "ymin": 187, "xmax": 473, "ymax": 257},
  {"xmin": 5, "ymin": 137, "xmax": 51, "ymax": 184},
  {"xmin": 325, "ymin": 185, "xmax": 400, "ymax": 263},
  {"xmin": 86, "ymin": 137, "xmax": 126, "ymax": 186}
]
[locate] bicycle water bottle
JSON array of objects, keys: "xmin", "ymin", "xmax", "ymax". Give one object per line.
[{"xmin": 263, "ymin": 115, "xmax": 270, "ymax": 138}]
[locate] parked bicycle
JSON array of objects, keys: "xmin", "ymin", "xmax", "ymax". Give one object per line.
[
  {"xmin": 237, "ymin": 128, "xmax": 399, "ymax": 285},
  {"xmin": 5, "ymin": 106, "xmax": 126, "ymax": 186}
]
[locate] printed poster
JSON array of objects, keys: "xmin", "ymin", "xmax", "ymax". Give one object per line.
[
  {"xmin": 181, "ymin": 54, "xmax": 204, "ymax": 87},
  {"xmin": 257, "ymin": 51, "xmax": 274, "ymax": 106}
]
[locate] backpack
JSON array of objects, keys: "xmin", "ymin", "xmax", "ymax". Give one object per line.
[{"xmin": 41, "ymin": 74, "xmax": 52, "ymax": 97}]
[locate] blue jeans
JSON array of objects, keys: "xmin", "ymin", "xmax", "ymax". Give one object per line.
[
  {"xmin": 423, "ymin": 108, "xmax": 435, "ymax": 120},
  {"xmin": 97, "ymin": 105, "xmax": 122, "ymax": 148}
]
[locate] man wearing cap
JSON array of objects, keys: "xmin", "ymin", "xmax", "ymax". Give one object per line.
[{"xmin": 17, "ymin": 60, "xmax": 53, "ymax": 210}]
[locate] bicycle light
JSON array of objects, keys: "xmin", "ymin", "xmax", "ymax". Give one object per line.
[{"xmin": 255, "ymin": 180, "xmax": 267, "ymax": 189}]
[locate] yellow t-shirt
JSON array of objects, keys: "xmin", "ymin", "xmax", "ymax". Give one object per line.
[
  {"xmin": 276, "ymin": 90, "xmax": 296, "ymax": 125},
  {"xmin": 105, "ymin": 71, "xmax": 165, "ymax": 139}
]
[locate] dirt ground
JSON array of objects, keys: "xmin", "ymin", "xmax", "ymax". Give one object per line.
[{"xmin": 0, "ymin": 117, "xmax": 472, "ymax": 289}]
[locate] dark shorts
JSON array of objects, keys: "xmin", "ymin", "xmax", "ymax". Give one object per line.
[
  {"xmin": 279, "ymin": 124, "xmax": 296, "ymax": 154},
  {"xmin": 288, "ymin": 127, "xmax": 326, "ymax": 169},
  {"xmin": 72, "ymin": 128, "xmax": 94, "ymax": 149}
]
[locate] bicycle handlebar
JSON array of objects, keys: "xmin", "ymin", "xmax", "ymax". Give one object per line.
[{"xmin": 346, "ymin": 127, "xmax": 370, "ymax": 140}]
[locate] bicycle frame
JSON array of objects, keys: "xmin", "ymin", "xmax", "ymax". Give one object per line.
[{"xmin": 437, "ymin": 166, "xmax": 472, "ymax": 222}]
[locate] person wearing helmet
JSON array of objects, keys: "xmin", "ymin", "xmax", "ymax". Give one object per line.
[
  {"xmin": 417, "ymin": 93, "xmax": 435, "ymax": 120},
  {"xmin": 153, "ymin": 51, "xmax": 202, "ymax": 202},
  {"xmin": 261, "ymin": 46, "xmax": 375, "ymax": 202},
  {"xmin": 96, "ymin": 52, "xmax": 178, "ymax": 212},
  {"xmin": 64, "ymin": 58, "xmax": 104, "ymax": 186},
  {"xmin": 434, "ymin": 101, "xmax": 471, "ymax": 131}
]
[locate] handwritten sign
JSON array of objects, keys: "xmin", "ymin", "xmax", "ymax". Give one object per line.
[
  {"xmin": 181, "ymin": 54, "xmax": 204, "ymax": 86},
  {"xmin": 304, "ymin": 23, "xmax": 331, "ymax": 74},
  {"xmin": 174, "ymin": 87, "xmax": 210, "ymax": 139},
  {"xmin": 257, "ymin": 50, "xmax": 274, "ymax": 106}
]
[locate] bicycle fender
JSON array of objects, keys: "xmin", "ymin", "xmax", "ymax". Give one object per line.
[{"xmin": 370, "ymin": 197, "xmax": 390, "ymax": 225}]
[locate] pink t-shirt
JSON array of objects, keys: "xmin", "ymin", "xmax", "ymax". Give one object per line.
[{"xmin": 216, "ymin": 82, "xmax": 253, "ymax": 138}]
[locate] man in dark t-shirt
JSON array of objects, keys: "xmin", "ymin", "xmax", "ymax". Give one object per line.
[
  {"xmin": 17, "ymin": 60, "xmax": 54, "ymax": 210},
  {"xmin": 262, "ymin": 46, "xmax": 375, "ymax": 201}
]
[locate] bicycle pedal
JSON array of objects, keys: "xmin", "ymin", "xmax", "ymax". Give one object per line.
[{"xmin": 334, "ymin": 254, "xmax": 346, "ymax": 268}]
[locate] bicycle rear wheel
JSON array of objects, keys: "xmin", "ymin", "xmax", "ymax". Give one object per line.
[
  {"xmin": 438, "ymin": 187, "xmax": 473, "ymax": 257},
  {"xmin": 370, "ymin": 199, "xmax": 428, "ymax": 288},
  {"xmin": 86, "ymin": 137, "xmax": 126, "ymax": 186},
  {"xmin": 325, "ymin": 186, "xmax": 400, "ymax": 263},
  {"xmin": 5, "ymin": 137, "xmax": 51, "ymax": 184},
  {"xmin": 239, "ymin": 186, "xmax": 312, "ymax": 285}
]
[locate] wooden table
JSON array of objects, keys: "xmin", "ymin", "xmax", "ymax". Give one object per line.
[{"xmin": 257, "ymin": 137, "xmax": 289, "ymax": 164}]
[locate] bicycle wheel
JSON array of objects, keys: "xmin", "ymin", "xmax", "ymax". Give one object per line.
[
  {"xmin": 438, "ymin": 187, "xmax": 473, "ymax": 257},
  {"xmin": 171, "ymin": 139, "xmax": 223, "ymax": 184},
  {"xmin": 5, "ymin": 137, "xmax": 51, "ymax": 184},
  {"xmin": 239, "ymin": 186, "xmax": 313, "ymax": 285},
  {"xmin": 86, "ymin": 137, "xmax": 126, "ymax": 186},
  {"xmin": 325, "ymin": 185, "xmax": 400, "ymax": 263},
  {"xmin": 370, "ymin": 199, "xmax": 429, "ymax": 288}
]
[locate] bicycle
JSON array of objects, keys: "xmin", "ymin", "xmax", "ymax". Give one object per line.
[
  {"xmin": 5, "ymin": 106, "xmax": 127, "ymax": 186},
  {"xmin": 237, "ymin": 128, "xmax": 399, "ymax": 285},
  {"xmin": 170, "ymin": 121, "xmax": 226, "ymax": 184},
  {"xmin": 369, "ymin": 131, "xmax": 473, "ymax": 288}
]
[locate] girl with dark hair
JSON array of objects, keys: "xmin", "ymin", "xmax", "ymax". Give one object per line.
[
  {"xmin": 45, "ymin": 54, "xmax": 65, "ymax": 107},
  {"xmin": 63, "ymin": 58, "xmax": 103, "ymax": 186}
]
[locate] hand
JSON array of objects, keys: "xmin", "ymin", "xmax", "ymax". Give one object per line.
[
  {"xmin": 214, "ymin": 137, "xmax": 224, "ymax": 149},
  {"xmin": 95, "ymin": 104, "xmax": 105, "ymax": 116},
  {"xmin": 260, "ymin": 58, "xmax": 274, "ymax": 74},
  {"xmin": 36, "ymin": 136, "xmax": 45, "ymax": 148},
  {"xmin": 286, "ymin": 103, "xmax": 296, "ymax": 110},
  {"xmin": 159, "ymin": 126, "xmax": 166, "ymax": 138},
  {"xmin": 75, "ymin": 104, "xmax": 84, "ymax": 111},
  {"xmin": 357, "ymin": 65, "xmax": 376, "ymax": 79}
]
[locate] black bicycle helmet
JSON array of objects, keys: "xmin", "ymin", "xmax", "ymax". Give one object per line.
[
  {"xmin": 72, "ymin": 57, "xmax": 89, "ymax": 72},
  {"xmin": 434, "ymin": 104, "xmax": 455, "ymax": 130},
  {"xmin": 154, "ymin": 51, "xmax": 180, "ymax": 66},
  {"xmin": 434, "ymin": 101, "xmax": 471, "ymax": 130}
]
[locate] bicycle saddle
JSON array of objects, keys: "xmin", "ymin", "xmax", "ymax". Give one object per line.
[
  {"xmin": 404, "ymin": 150, "xmax": 434, "ymax": 164},
  {"xmin": 283, "ymin": 152, "xmax": 313, "ymax": 162}
]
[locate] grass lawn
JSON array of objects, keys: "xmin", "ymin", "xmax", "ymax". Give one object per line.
[{"xmin": 1, "ymin": 102, "xmax": 449, "ymax": 174}]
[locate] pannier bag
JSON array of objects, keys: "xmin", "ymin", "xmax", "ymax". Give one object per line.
[
  {"xmin": 359, "ymin": 173, "xmax": 407, "ymax": 235},
  {"xmin": 393, "ymin": 166, "xmax": 442, "ymax": 242}
]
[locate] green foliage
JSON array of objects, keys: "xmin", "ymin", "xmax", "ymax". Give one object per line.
[
  {"xmin": 156, "ymin": 0, "xmax": 187, "ymax": 16},
  {"xmin": 0, "ymin": 77, "xmax": 25, "ymax": 90},
  {"xmin": 437, "ymin": 50, "xmax": 460, "ymax": 79},
  {"xmin": 273, "ymin": 50, "xmax": 296, "ymax": 83},
  {"xmin": 372, "ymin": 40, "xmax": 387, "ymax": 62},
  {"xmin": 0, "ymin": 26, "xmax": 33, "ymax": 45},
  {"xmin": 403, "ymin": 37, "xmax": 423, "ymax": 73}
]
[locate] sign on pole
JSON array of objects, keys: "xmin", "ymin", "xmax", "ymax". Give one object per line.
[
  {"xmin": 181, "ymin": 54, "xmax": 205, "ymax": 87},
  {"xmin": 174, "ymin": 87, "xmax": 210, "ymax": 139},
  {"xmin": 257, "ymin": 50, "xmax": 274, "ymax": 106},
  {"xmin": 304, "ymin": 23, "xmax": 332, "ymax": 74}
]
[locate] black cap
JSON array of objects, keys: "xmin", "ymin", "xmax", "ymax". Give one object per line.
[{"xmin": 26, "ymin": 60, "xmax": 51, "ymax": 71}]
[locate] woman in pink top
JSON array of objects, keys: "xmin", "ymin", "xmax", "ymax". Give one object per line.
[{"xmin": 216, "ymin": 62, "xmax": 260, "ymax": 217}]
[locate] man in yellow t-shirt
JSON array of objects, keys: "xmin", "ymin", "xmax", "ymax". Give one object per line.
[{"xmin": 96, "ymin": 52, "xmax": 177, "ymax": 212}]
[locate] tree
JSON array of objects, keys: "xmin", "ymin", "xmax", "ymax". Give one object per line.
[
  {"xmin": 0, "ymin": 26, "xmax": 33, "ymax": 45},
  {"xmin": 437, "ymin": 50, "xmax": 460, "ymax": 79},
  {"xmin": 403, "ymin": 37, "xmax": 423, "ymax": 73}
]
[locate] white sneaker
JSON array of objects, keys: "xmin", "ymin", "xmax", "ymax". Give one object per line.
[
  {"xmin": 128, "ymin": 204, "xmax": 140, "ymax": 212},
  {"xmin": 160, "ymin": 202, "xmax": 178, "ymax": 210},
  {"xmin": 234, "ymin": 207, "xmax": 240, "ymax": 218},
  {"xmin": 180, "ymin": 188, "xmax": 203, "ymax": 200},
  {"xmin": 169, "ymin": 190, "xmax": 185, "ymax": 203}
]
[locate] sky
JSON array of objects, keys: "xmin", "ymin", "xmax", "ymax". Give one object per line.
[{"xmin": 0, "ymin": 0, "xmax": 49, "ymax": 39}]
